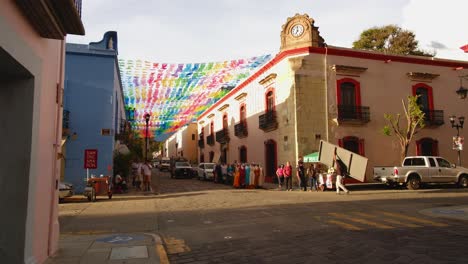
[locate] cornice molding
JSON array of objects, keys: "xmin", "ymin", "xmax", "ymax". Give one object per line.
[
  {"xmin": 234, "ymin": 93, "xmax": 247, "ymax": 101},
  {"xmin": 259, "ymin": 73, "xmax": 278, "ymax": 86},
  {"xmin": 331, "ymin": 65, "xmax": 368, "ymax": 76},
  {"xmin": 207, "ymin": 113, "xmax": 215, "ymax": 118},
  {"xmin": 218, "ymin": 104, "xmax": 230, "ymax": 112},
  {"xmin": 406, "ymin": 72, "xmax": 440, "ymax": 82}
]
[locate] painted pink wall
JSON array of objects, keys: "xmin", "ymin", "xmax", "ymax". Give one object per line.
[{"xmin": 0, "ymin": 2, "xmax": 64, "ymax": 263}]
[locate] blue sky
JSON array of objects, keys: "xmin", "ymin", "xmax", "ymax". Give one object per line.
[{"xmin": 67, "ymin": 0, "xmax": 468, "ymax": 63}]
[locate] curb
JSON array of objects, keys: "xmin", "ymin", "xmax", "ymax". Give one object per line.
[{"xmin": 146, "ymin": 233, "xmax": 169, "ymax": 264}]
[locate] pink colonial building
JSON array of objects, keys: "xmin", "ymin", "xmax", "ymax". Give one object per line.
[
  {"xmin": 0, "ymin": 1, "xmax": 84, "ymax": 263},
  {"xmin": 195, "ymin": 14, "xmax": 468, "ymax": 184}
]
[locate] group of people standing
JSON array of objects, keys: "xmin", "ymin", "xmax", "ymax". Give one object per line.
[
  {"xmin": 276, "ymin": 153, "xmax": 350, "ymax": 194},
  {"xmin": 130, "ymin": 159, "xmax": 153, "ymax": 192},
  {"xmin": 213, "ymin": 162, "xmax": 265, "ymax": 189}
]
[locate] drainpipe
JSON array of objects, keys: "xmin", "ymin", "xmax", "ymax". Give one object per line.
[{"xmin": 324, "ymin": 46, "xmax": 329, "ymax": 141}]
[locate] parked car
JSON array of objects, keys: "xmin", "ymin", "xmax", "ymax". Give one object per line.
[
  {"xmin": 153, "ymin": 159, "xmax": 160, "ymax": 168},
  {"xmin": 171, "ymin": 161, "xmax": 194, "ymax": 179},
  {"xmin": 374, "ymin": 156, "xmax": 468, "ymax": 190},
  {"xmin": 59, "ymin": 181, "xmax": 74, "ymax": 201},
  {"xmin": 195, "ymin": 163, "xmax": 216, "ymax": 181},
  {"xmin": 159, "ymin": 157, "xmax": 171, "ymax": 171}
]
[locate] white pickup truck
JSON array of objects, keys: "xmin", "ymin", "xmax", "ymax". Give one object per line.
[{"xmin": 374, "ymin": 156, "xmax": 468, "ymax": 190}]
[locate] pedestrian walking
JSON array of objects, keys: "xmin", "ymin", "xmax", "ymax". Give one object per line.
[
  {"xmin": 307, "ymin": 163, "xmax": 319, "ymax": 192},
  {"xmin": 142, "ymin": 160, "xmax": 152, "ymax": 192},
  {"xmin": 130, "ymin": 159, "xmax": 139, "ymax": 187},
  {"xmin": 284, "ymin": 161, "xmax": 293, "ymax": 191},
  {"xmin": 297, "ymin": 158, "xmax": 307, "ymax": 191},
  {"xmin": 334, "ymin": 151, "xmax": 349, "ymax": 195},
  {"xmin": 135, "ymin": 160, "xmax": 143, "ymax": 191},
  {"xmin": 276, "ymin": 164, "xmax": 284, "ymax": 190}
]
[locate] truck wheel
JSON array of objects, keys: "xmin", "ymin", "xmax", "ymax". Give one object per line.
[
  {"xmin": 458, "ymin": 175, "xmax": 468, "ymax": 188},
  {"xmin": 407, "ymin": 176, "xmax": 421, "ymax": 190}
]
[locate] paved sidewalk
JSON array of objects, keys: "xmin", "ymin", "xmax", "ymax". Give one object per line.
[
  {"xmin": 47, "ymin": 169, "xmax": 168, "ymax": 264},
  {"xmin": 45, "ymin": 232, "xmax": 167, "ymax": 264}
]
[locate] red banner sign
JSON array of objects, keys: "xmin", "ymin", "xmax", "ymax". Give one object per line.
[{"xmin": 84, "ymin": 149, "xmax": 98, "ymax": 169}]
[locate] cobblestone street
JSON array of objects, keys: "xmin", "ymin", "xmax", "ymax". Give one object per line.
[{"xmin": 58, "ymin": 169, "xmax": 468, "ymax": 263}]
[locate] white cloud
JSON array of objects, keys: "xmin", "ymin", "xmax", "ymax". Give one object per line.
[
  {"xmin": 67, "ymin": 0, "xmax": 467, "ymax": 63},
  {"xmin": 402, "ymin": 0, "xmax": 468, "ymax": 60}
]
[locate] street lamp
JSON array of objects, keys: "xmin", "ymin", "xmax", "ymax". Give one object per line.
[
  {"xmin": 144, "ymin": 113, "xmax": 150, "ymax": 161},
  {"xmin": 456, "ymin": 75, "xmax": 468, "ymax": 99},
  {"xmin": 449, "ymin": 115, "xmax": 464, "ymax": 166}
]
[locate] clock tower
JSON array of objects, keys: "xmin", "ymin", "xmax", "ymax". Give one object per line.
[{"xmin": 280, "ymin": 13, "xmax": 325, "ymax": 52}]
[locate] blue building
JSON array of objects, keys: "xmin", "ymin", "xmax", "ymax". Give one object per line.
[{"xmin": 64, "ymin": 31, "xmax": 126, "ymax": 192}]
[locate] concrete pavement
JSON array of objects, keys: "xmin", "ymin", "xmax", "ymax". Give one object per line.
[
  {"xmin": 46, "ymin": 169, "xmax": 168, "ymax": 264},
  {"xmin": 50, "ymin": 168, "xmax": 468, "ymax": 263}
]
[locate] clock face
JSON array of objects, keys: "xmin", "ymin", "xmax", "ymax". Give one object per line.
[{"xmin": 291, "ymin": 24, "xmax": 304, "ymax": 37}]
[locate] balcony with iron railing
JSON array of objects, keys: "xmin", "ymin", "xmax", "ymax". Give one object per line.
[
  {"xmin": 207, "ymin": 134, "xmax": 215, "ymax": 146},
  {"xmin": 337, "ymin": 105, "xmax": 370, "ymax": 124},
  {"xmin": 215, "ymin": 128, "xmax": 230, "ymax": 144},
  {"xmin": 234, "ymin": 121, "xmax": 248, "ymax": 138},
  {"xmin": 259, "ymin": 111, "xmax": 278, "ymax": 132},
  {"xmin": 423, "ymin": 110, "xmax": 444, "ymax": 127}
]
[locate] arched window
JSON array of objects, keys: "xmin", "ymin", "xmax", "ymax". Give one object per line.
[
  {"xmin": 200, "ymin": 127, "xmax": 204, "ymax": 138},
  {"xmin": 337, "ymin": 78, "xmax": 361, "ymax": 107},
  {"xmin": 265, "ymin": 89, "xmax": 275, "ymax": 112},
  {"xmin": 412, "ymin": 83, "xmax": 434, "ymax": 112},
  {"xmin": 239, "ymin": 146, "xmax": 247, "ymax": 163},
  {"xmin": 338, "ymin": 136, "xmax": 365, "ymax": 156},
  {"xmin": 337, "ymin": 78, "xmax": 361, "ymax": 120},
  {"xmin": 200, "ymin": 153, "xmax": 205, "ymax": 163},
  {"xmin": 223, "ymin": 113, "xmax": 228, "ymax": 129},
  {"xmin": 210, "ymin": 121, "xmax": 214, "ymax": 135},
  {"xmin": 416, "ymin": 138, "xmax": 438, "ymax": 156},
  {"xmin": 240, "ymin": 104, "xmax": 246, "ymax": 122}
]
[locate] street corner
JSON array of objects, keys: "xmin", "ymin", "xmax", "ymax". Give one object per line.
[
  {"xmin": 147, "ymin": 233, "xmax": 170, "ymax": 264},
  {"xmin": 419, "ymin": 205, "xmax": 468, "ymax": 221}
]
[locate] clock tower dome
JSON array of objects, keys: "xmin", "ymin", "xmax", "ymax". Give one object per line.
[{"xmin": 280, "ymin": 14, "xmax": 325, "ymax": 52}]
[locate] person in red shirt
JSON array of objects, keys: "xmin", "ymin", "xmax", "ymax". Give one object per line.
[
  {"xmin": 284, "ymin": 161, "xmax": 293, "ymax": 191},
  {"xmin": 276, "ymin": 164, "xmax": 284, "ymax": 190}
]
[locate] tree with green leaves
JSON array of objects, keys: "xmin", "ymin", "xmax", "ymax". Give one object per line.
[
  {"xmin": 353, "ymin": 25, "xmax": 434, "ymax": 57},
  {"xmin": 382, "ymin": 95, "xmax": 426, "ymax": 162}
]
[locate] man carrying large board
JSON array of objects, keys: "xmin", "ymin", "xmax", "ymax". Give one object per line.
[
  {"xmin": 334, "ymin": 149, "xmax": 350, "ymax": 194},
  {"xmin": 318, "ymin": 140, "xmax": 368, "ymax": 183}
]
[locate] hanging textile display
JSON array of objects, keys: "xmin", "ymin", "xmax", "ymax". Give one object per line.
[{"xmin": 119, "ymin": 54, "xmax": 272, "ymax": 138}]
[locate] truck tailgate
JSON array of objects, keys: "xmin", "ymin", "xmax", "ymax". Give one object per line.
[{"xmin": 373, "ymin": 167, "xmax": 394, "ymax": 181}]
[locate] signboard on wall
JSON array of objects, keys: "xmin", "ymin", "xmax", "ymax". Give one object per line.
[
  {"xmin": 84, "ymin": 149, "xmax": 98, "ymax": 169},
  {"xmin": 453, "ymin": 136, "xmax": 464, "ymax": 151}
]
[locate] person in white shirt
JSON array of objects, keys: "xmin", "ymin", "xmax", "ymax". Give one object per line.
[{"xmin": 141, "ymin": 160, "xmax": 152, "ymax": 192}]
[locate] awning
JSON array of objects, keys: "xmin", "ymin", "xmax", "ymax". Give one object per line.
[{"xmin": 304, "ymin": 152, "xmax": 319, "ymax": 162}]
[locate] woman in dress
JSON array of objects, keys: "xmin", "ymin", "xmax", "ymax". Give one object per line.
[{"xmin": 233, "ymin": 164, "xmax": 241, "ymax": 188}]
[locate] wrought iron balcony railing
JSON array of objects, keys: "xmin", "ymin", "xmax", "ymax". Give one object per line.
[
  {"xmin": 259, "ymin": 111, "xmax": 278, "ymax": 131},
  {"xmin": 423, "ymin": 110, "xmax": 444, "ymax": 126},
  {"xmin": 337, "ymin": 105, "xmax": 370, "ymax": 124},
  {"xmin": 234, "ymin": 121, "xmax": 248, "ymax": 138},
  {"xmin": 207, "ymin": 134, "xmax": 215, "ymax": 146},
  {"xmin": 215, "ymin": 128, "xmax": 230, "ymax": 144}
]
